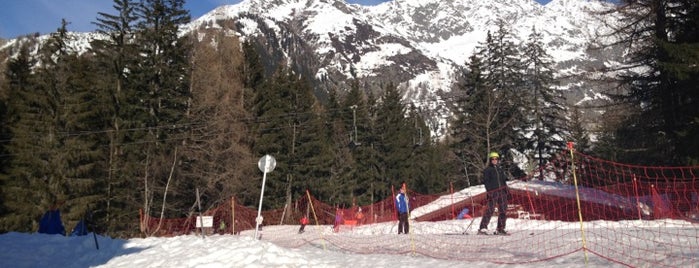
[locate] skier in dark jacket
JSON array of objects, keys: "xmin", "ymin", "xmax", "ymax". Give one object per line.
[{"xmin": 478, "ymin": 151, "xmax": 510, "ymax": 235}]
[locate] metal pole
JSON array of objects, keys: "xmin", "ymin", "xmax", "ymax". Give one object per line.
[
  {"xmin": 254, "ymin": 171, "xmax": 268, "ymax": 240},
  {"xmin": 196, "ymin": 188, "xmax": 204, "ymax": 238}
]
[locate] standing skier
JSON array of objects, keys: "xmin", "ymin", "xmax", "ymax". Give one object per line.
[
  {"xmin": 298, "ymin": 215, "xmax": 309, "ymax": 234},
  {"xmin": 333, "ymin": 209, "xmax": 343, "ymax": 232},
  {"xmin": 395, "ymin": 187, "xmax": 410, "ymax": 234},
  {"xmin": 478, "ymin": 152, "xmax": 510, "ymax": 235}
]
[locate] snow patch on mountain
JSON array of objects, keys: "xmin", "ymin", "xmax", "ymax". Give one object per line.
[{"xmin": 3, "ymin": 0, "xmax": 626, "ymax": 140}]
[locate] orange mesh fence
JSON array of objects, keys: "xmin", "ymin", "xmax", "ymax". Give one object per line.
[
  {"xmin": 140, "ymin": 189, "xmax": 441, "ymax": 236},
  {"xmin": 138, "ymin": 148, "xmax": 699, "ymax": 267},
  {"xmin": 528, "ymin": 150, "xmax": 699, "ymax": 222}
]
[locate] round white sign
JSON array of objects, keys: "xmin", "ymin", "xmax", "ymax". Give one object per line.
[{"xmin": 258, "ymin": 155, "xmax": 276, "ymax": 173}]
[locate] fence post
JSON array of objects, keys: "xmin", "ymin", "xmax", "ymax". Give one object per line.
[{"xmin": 568, "ymin": 142, "xmax": 589, "ymax": 264}]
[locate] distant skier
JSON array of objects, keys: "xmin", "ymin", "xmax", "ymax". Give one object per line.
[
  {"xmin": 333, "ymin": 209, "xmax": 343, "ymax": 232},
  {"xmin": 298, "ymin": 216, "xmax": 309, "ymax": 234},
  {"xmin": 395, "ymin": 187, "xmax": 410, "ymax": 234},
  {"xmin": 355, "ymin": 207, "xmax": 365, "ymax": 225}
]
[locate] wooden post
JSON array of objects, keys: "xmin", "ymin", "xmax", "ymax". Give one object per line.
[
  {"xmin": 196, "ymin": 188, "xmax": 204, "ymax": 238},
  {"xmin": 370, "ymin": 183, "xmax": 374, "ymax": 223},
  {"xmin": 231, "ymin": 196, "xmax": 235, "ymax": 235}
]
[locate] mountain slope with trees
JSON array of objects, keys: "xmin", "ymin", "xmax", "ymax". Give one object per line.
[{"xmin": 0, "ymin": 0, "xmax": 696, "ymax": 237}]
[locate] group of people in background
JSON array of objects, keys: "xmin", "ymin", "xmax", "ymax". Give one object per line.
[
  {"xmin": 298, "ymin": 205, "xmax": 367, "ymax": 234},
  {"xmin": 297, "ymin": 151, "xmax": 510, "ymax": 236},
  {"xmin": 393, "ymin": 151, "xmax": 511, "ymax": 236}
]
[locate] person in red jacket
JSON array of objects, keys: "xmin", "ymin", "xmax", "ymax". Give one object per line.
[
  {"xmin": 298, "ymin": 215, "xmax": 309, "ymax": 234},
  {"xmin": 355, "ymin": 207, "xmax": 365, "ymax": 225}
]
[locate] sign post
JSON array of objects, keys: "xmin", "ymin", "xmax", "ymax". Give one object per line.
[{"xmin": 254, "ymin": 154, "xmax": 276, "ymax": 240}]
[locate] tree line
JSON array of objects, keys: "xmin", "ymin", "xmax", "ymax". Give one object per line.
[{"xmin": 0, "ymin": 0, "xmax": 696, "ymax": 237}]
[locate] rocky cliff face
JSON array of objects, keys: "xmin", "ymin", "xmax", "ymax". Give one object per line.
[{"xmin": 2, "ymin": 0, "xmax": 624, "ymax": 138}]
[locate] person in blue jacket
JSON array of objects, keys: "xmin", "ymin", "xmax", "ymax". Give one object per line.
[
  {"xmin": 395, "ymin": 187, "xmax": 410, "ymax": 234},
  {"xmin": 478, "ymin": 152, "xmax": 510, "ymax": 235}
]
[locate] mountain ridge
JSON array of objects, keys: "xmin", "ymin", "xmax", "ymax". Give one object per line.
[
  {"xmin": 186, "ymin": 0, "xmax": 621, "ymax": 138},
  {"xmin": 1, "ymin": 0, "xmax": 623, "ymax": 139}
]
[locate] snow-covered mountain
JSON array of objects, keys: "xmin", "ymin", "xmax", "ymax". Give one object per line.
[
  {"xmin": 185, "ymin": 0, "xmax": 622, "ymax": 138},
  {"xmin": 1, "ymin": 0, "xmax": 623, "ymax": 139}
]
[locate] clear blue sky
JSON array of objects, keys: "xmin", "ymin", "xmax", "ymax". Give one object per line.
[{"xmin": 0, "ymin": 0, "xmax": 552, "ymax": 39}]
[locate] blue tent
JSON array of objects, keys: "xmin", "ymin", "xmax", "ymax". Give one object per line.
[
  {"xmin": 38, "ymin": 209, "xmax": 65, "ymax": 235},
  {"xmin": 70, "ymin": 219, "xmax": 88, "ymax": 236}
]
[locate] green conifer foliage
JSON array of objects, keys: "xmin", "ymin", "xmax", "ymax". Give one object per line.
[
  {"xmin": 90, "ymin": 0, "xmax": 141, "ymax": 235},
  {"xmin": 2, "ymin": 21, "xmax": 103, "ymax": 233},
  {"xmin": 521, "ymin": 26, "xmax": 568, "ymax": 175},
  {"xmin": 130, "ymin": 0, "xmax": 192, "ymax": 223},
  {"xmin": 603, "ymin": 0, "xmax": 699, "ymax": 165},
  {"xmin": 451, "ymin": 52, "xmax": 497, "ymax": 185},
  {"xmin": 251, "ymin": 69, "xmax": 332, "ymax": 211},
  {"xmin": 374, "ymin": 83, "xmax": 415, "ymax": 197},
  {"xmin": 1, "ymin": 41, "xmax": 39, "ymax": 232}
]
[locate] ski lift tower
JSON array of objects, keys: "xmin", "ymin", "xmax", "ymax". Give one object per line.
[{"xmin": 349, "ymin": 105, "xmax": 361, "ymax": 148}]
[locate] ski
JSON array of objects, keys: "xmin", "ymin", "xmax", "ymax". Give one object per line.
[
  {"xmin": 447, "ymin": 230, "xmax": 533, "ymax": 236},
  {"xmin": 475, "ymin": 230, "xmax": 514, "ymax": 236}
]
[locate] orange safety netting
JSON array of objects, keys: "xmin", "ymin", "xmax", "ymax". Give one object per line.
[
  {"xmin": 139, "ymin": 148, "xmax": 699, "ymax": 267},
  {"xmin": 140, "ymin": 188, "xmax": 441, "ymax": 236}
]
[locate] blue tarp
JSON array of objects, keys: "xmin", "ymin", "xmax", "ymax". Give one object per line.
[
  {"xmin": 70, "ymin": 219, "xmax": 88, "ymax": 236},
  {"xmin": 457, "ymin": 208, "xmax": 471, "ymax": 219},
  {"xmin": 38, "ymin": 209, "xmax": 65, "ymax": 235}
]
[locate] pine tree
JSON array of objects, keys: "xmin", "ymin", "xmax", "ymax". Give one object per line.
[
  {"xmin": 451, "ymin": 52, "xmax": 497, "ymax": 186},
  {"xmin": 521, "ymin": 26, "xmax": 568, "ymax": 176},
  {"xmin": 251, "ymin": 69, "xmax": 331, "ymax": 212},
  {"xmin": 0, "ymin": 96, "xmax": 7, "ymax": 230},
  {"xmin": 321, "ymin": 88, "xmax": 356, "ymax": 205},
  {"xmin": 2, "ymin": 21, "xmax": 103, "ymax": 232},
  {"xmin": 481, "ymin": 25, "xmax": 526, "ymax": 148},
  {"xmin": 0, "ymin": 41, "xmax": 40, "ymax": 232},
  {"xmin": 374, "ymin": 83, "xmax": 414, "ymax": 198},
  {"xmin": 450, "ymin": 23, "xmax": 527, "ymax": 186},
  {"xmin": 566, "ymin": 106, "xmax": 591, "ymax": 154},
  {"xmin": 250, "ymin": 70, "xmax": 292, "ymax": 208},
  {"xmin": 341, "ymin": 84, "xmax": 372, "ymax": 202},
  {"xmin": 241, "ymin": 40, "xmax": 265, "ymax": 112},
  {"xmin": 292, "ymin": 95, "xmax": 334, "ymax": 216},
  {"xmin": 55, "ymin": 53, "xmax": 109, "ymax": 232},
  {"xmin": 601, "ymin": 0, "xmax": 699, "ymax": 164},
  {"xmin": 128, "ymin": 0, "xmax": 192, "ymax": 231},
  {"xmin": 90, "ymin": 0, "xmax": 141, "ymax": 235},
  {"xmin": 404, "ymin": 105, "xmax": 447, "ymax": 194},
  {"xmin": 661, "ymin": 0, "xmax": 699, "ymax": 164},
  {"xmin": 323, "ymin": 83, "xmax": 385, "ymax": 204},
  {"xmin": 35, "ymin": 21, "xmax": 104, "ymax": 232}
]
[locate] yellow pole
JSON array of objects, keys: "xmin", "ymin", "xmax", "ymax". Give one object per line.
[
  {"xmin": 306, "ymin": 190, "xmax": 325, "ymax": 251},
  {"xmin": 568, "ymin": 142, "xmax": 589, "ymax": 264}
]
